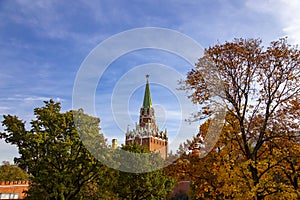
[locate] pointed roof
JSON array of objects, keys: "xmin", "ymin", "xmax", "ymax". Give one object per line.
[{"xmin": 143, "ymin": 74, "xmax": 152, "ymax": 108}]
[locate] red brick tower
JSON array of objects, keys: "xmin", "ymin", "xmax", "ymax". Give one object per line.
[{"xmin": 125, "ymin": 75, "xmax": 168, "ymax": 159}]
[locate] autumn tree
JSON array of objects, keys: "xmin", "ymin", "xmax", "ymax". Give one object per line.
[
  {"xmin": 165, "ymin": 119, "xmax": 226, "ymax": 199},
  {"xmin": 0, "ymin": 161, "xmax": 28, "ymax": 181},
  {"xmin": 182, "ymin": 38, "xmax": 300, "ymax": 199},
  {"xmin": 0, "ymin": 100, "xmax": 114, "ymax": 200}
]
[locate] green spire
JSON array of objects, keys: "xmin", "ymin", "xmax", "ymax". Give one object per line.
[{"xmin": 143, "ymin": 75, "xmax": 152, "ymax": 108}]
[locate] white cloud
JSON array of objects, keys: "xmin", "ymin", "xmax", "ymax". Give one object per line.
[
  {"xmin": 246, "ymin": 0, "xmax": 300, "ymax": 44},
  {"xmin": 2, "ymin": 0, "xmax": 108, "ymax": 52},
  {"xmin": 0, "ymin": 96, "xmax": 62, "ymax": 102}
]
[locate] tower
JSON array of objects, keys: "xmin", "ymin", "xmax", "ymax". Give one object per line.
[{"xmin": 125, "ymin": 75, "xmax": 168, "ymax": 159}]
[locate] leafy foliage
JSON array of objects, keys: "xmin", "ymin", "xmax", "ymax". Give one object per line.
[
  {"xmin": 0, "ymin": 161, "xmax": 28, "ymax": 181},
  {"xmin": 181, "ymin": 38, "xmax": 300, "ymax": 199},
  {"xmin": 0, "ymin": 100, "xmax": 114, "ymax": 200},
  {"xmin": 115, "ymin": 143, "xmax": 175, "ymax": 200}
]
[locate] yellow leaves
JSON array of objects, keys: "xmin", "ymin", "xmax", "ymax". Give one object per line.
[{"xmin": 181, "ymin": 37, "xmax": 300, "ymax": 199}]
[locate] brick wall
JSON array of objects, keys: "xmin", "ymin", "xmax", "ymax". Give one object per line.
[{"xmin": 0, "ymin": 181, "xmax": 29, "ymax": 199}]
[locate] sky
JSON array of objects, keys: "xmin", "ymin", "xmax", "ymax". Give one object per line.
[{"xmin": 0, "ymin": 0, "xmax": 299, "ymax": 163}]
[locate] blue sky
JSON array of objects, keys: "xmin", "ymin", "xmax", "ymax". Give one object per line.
[{"xmin": 1, "ymin": 0, "xmax": 299, "ymax": 163}]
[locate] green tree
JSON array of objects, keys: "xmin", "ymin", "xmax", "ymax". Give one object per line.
[
  {"xmin": 115, "ymin": 143, "xmax": 175, "ymax": 200},
  {"xmin": 0, "ymin": 161, "xmax": 28, "ymax": 181},
  {"xmin": 0, "ymin": 100, "xmax": 114, "ymax": 200},
  {"xmin": 182, "ymin": 38, "xmax": 300, "ymax": 199}
]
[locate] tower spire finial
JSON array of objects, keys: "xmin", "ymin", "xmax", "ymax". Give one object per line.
[{"xmin": 146, "ymin": 74, "xmax": 150, "ymax": 82}]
